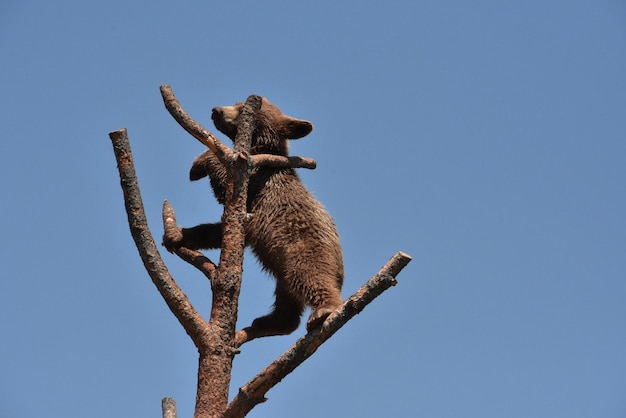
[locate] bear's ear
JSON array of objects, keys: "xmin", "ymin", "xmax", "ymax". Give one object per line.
[{"xmin": 282, "ymin": 117, "xmax": 313, "ymax": 139}]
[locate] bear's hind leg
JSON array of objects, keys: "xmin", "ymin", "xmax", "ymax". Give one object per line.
[
  {"xmin": 303, "ymin": 274, "xmax": 343, "ymax": 332},
  {"xmin": 249, "ymin": 286, "xmax": 304, "ymax": 337}
]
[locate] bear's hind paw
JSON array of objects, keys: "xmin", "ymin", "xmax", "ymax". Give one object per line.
[{"xmin": 306, "ymin": 307, "xmax": 335, "ymax": 332}]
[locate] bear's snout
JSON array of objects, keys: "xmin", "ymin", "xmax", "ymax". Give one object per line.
[
  {"xmin": 211, "ymin": 107, "xmax": 223, "ymax": 120},
  {"xmin": 212, "ymin": 106, "xmax": 238, "ymax": 139}
]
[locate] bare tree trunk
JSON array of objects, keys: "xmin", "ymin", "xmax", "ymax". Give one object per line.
[
  {"xmin": 195, "ymin": 95, "xmax": 261, "ymax": 417},
  {"xmin": 108, "ymin": 86, "xmax": 412, "ymax": 418}
]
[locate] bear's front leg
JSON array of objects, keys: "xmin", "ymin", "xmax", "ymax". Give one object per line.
[{"xmin": 162, "ymin": 222, "xmax": 224, "ymax": 252}]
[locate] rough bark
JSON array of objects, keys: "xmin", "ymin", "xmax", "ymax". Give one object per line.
[
  {"xmin": 162, "ymin": 397, "xmax": 177, "ymax": 418},
  {"xmin": 195, "ymin": 94, "xmax": 262, "ymax": 417},
  {"xmin": 109, "ymin": 86, "xmax": 412, "ymax": 418},
  {"xmin": 108, "ymin": 128, "xmax": 209, "ymax": 349}
]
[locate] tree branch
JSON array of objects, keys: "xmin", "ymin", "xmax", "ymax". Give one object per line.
[
  {"xmin": 250, "ymin": 154, "xmax": 316, "ymax": 170},
  {"xmin": 223, "ymin": 251, "xmax": 412, "ymax": 418},
  {"xmin": 162, "ymin": 199, "xmax": 217, "ymax": 283},
  {"xmin": 108, "ymin": 128, "xmax": 210, "ymax": 349},
  {"xmin": 162, "ymin": 397, "xmax": 177, "ymax": 418},
  {"xmin": 159, "ymin": 84, "xmax": 316, "ymax": 170},
  {"xmin": 160, "ymin": 84, "xmax": 230, "ymax": 163},
  {"xmin": 192, "ymin": 95, "xmax": 262, "ymax": 418},
  {"xmin": 111, "ymin": 90, "xmax": 413, "ymax": 418}
]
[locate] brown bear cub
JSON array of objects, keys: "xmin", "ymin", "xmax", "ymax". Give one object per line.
[{"xmin": 164, "ymin": 97, "xmax": 344, "ymax": 337}]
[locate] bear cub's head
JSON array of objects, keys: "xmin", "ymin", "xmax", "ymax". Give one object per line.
[{"xmin": 211, "ymin": 97, "xmax": 313, "ymax": 156}]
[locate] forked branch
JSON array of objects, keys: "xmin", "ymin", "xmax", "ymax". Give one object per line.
[
  {"xmin": 110, "ymin": 89, "xmax": 413, "ymax": 418},
  {"xmin": 160, "ymin": 84, "xmax": 317, "ymax": 170}
]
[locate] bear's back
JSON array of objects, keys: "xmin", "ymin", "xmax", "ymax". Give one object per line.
[{"xmin": 246, "ymin": 167, "xmax": 344, "ymax": 288}]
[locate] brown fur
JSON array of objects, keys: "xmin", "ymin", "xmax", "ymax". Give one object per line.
[{"xmin": 164, "ymin": 97, "xmax": 344, "ymax": 335}]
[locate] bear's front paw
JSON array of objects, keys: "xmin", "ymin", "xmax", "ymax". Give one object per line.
[
  {"xmin": 306, "ymin": 307, "xmax": 335, "ymax": 332},
  {"xmin": 162, "ymin": 227, "xmax": 184, "ymax": 253}
]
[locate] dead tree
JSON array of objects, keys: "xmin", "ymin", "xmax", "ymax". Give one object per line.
[{"xmin": 108, "ymin": 85, "xmax": 412, "ymax": 418}]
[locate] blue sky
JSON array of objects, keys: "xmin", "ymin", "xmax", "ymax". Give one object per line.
[{"xmin": 1, "ymin": 1, "xmax": 625, "ymax": 417}]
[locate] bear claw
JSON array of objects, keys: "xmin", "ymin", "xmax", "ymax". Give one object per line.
[{"xmin": 306, "ymin": 307, "xmax": 335, "ymax": 332}]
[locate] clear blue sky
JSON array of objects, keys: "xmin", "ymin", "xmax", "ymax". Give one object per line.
[{"xmin": 1, "ymin": 1, "xmax": 625, "ymax": 417}]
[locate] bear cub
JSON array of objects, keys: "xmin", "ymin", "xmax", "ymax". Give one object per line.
[{"xmin": 164, "ymin": 97, "xmax": 344, "ymax": 337}]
